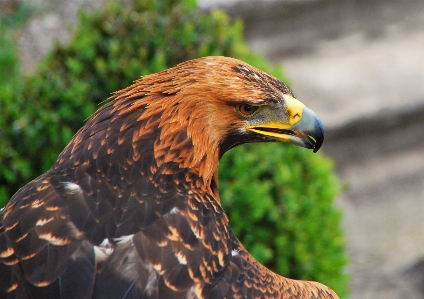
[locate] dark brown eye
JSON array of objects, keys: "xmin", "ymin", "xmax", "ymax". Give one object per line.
[{"xmin": 237, "ymin": 104, "xmax": 260, "ymax": 117}]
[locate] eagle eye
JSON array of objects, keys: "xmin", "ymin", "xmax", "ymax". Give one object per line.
[{"xmin": 237, "ymin": 104, "xmax": 261, "ymax": 117}]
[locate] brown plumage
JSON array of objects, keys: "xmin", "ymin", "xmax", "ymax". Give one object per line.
[{"xmin": 0, "ymin": 56, "xmax": 337, "ymax": 299}]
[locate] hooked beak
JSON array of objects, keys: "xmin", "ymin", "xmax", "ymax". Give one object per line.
[{"xmin": 246, "ymin": 98, "xmax": 324, "ymax": 153}]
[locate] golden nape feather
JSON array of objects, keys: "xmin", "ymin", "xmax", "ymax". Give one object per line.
[{"xmin": 0, "ymin": 56, "xmax": 336, "ymax": 299}]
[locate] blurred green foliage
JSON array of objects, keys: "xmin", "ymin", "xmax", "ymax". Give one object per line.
[
  {"xmin": 0, "ymin": 0, "xmax": 348, "ymax": 296},
  {"xmin": 220, "ymin": 144, "xmax": 347, "ymax": 296},
  {"xmin": 0, "ymin": 11, "xmax": 26, "ymax": 205}
]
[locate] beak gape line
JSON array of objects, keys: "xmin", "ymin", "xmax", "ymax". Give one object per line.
[{"xmin": 246, "ymin": 106, "xmax": 324, "ymax": 153}]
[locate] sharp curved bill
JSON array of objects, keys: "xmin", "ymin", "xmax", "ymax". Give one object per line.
[
  {"xmin": 289, "ymin": 106, "xmax": 324, "ymax": 152},
  {"xmin": 246, "ymin": 106, "xmax": 324, "ymax": 153}
]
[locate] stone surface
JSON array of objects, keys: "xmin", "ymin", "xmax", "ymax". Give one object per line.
[{"xmin": 17, "ymin": 0, "xmax": 107, "ymax": 74}]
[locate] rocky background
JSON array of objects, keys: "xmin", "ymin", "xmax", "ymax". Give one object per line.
[{"xmin": 1, "ymin": 0, "xmax": 424, "ymax": 298}]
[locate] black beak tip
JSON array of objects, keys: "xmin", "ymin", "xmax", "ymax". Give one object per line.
[{"xmin": 312, "ymin": 118, "xmax": 324, "ymax": 153}]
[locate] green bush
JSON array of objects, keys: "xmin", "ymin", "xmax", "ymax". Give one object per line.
[
  {"xmin": 0, "ymin": 17, "xmax": 26, "ymax": 206},
  {"xmin": 0, "ymin": 0, "xmax": 348, "ymax": 296},
  {"xmin": 220, "ymin": 144, "xmax": 348, "ymax": 296}
]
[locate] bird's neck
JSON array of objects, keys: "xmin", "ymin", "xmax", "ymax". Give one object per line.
[
  {"xmin": 121, "ymin": 89, "xmax": 224, "ymax": 195},
  {"xmin": 57, "ymin": 96, "xmax": 222, "ymax": 200},
  {"xmin": 151, "ymin": 121, "xmax": 221, "ymax": 194}
]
